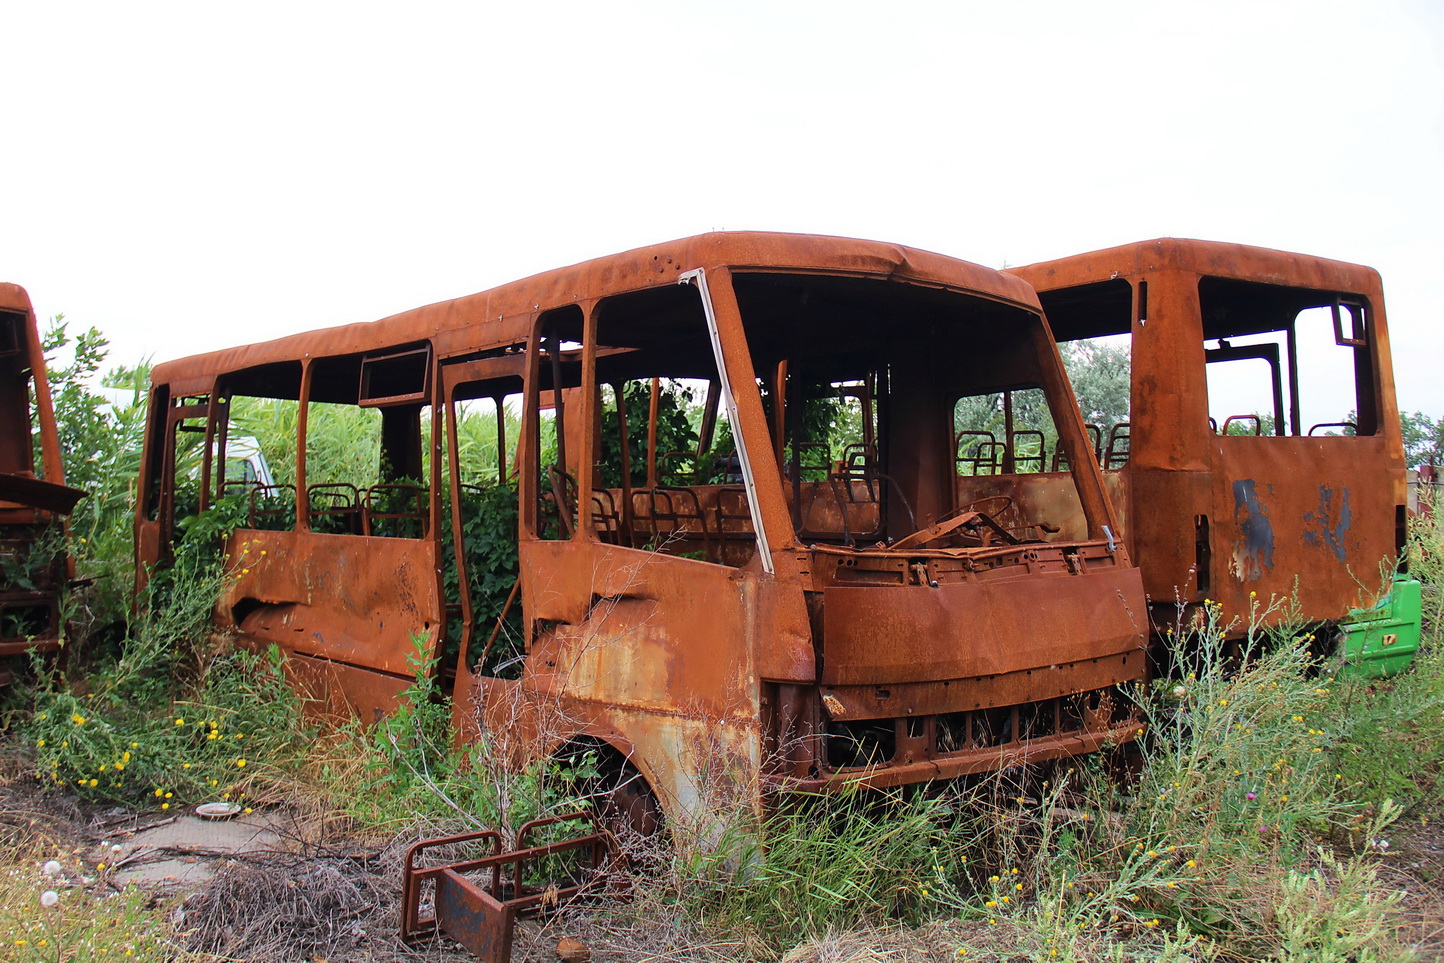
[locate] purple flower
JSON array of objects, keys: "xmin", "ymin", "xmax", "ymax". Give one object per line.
[{"xmin": 1246, "ymin": 792, "xmax": 1257, "ymax": 800}]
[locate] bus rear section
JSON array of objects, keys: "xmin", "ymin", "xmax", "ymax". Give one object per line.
[
  {"xmin": 1009, "ymin": 239, "xmax": 1417, "ymax": 676},
  {"xmin": 137, "ymin": 233, "xmax": 1148, "ymax": 825},
  {"xmin": 0, "ymin": 283, "xmax": 83, "ymax": 685}
]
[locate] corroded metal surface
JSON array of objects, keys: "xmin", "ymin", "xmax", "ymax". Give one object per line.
[
  {"xmin": 0, "ymin": 283, "xmax": 81, "ymax": 683},
  {"xmin": 1009, "ymin": 239, "xmax": 1406, "ymax": 636},
  {"xmin": 139, "ymin": 233, "xmax": 1149, "ymax": 825},
  {"xmin": 400, "ymin": 812, "xmax": 627, "ymax": 962}
]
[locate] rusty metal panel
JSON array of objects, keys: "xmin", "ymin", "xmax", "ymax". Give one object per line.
[
  {"xmin": 1210, "ymin": 435, "xmax": 1398, "ymax": 621},
  {"xmin": 821, "ymin": 566, "xmax": 1144, "ymax": 686},
  {"xmin": 219, "ymin": 528, "xmax": 441, "ymax": 677}
]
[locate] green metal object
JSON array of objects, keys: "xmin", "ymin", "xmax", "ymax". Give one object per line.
[{"xmin": 1336, "ymin": 576, "xmax": 1423, "ymax": 680}]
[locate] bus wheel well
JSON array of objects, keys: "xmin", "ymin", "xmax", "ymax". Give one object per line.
[{"xmin": 554, "ymin": 737, "xmax": 664, "ymax": 841}]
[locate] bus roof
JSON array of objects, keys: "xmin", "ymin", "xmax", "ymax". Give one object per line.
[
  {"xmin": 0, "ymin": 283, "xmax": 35, "ymax": 315},
  {"xmin": 153, "ymin": 232, "xmax": 1040, "ymax": 391},
  {"xmin": 1010, "ymin": 237, "xmax": 1384, "ymax": 297}
]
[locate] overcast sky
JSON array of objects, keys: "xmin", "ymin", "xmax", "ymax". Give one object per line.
[{"xmin": 5, "ymin": 0, "xmax": 1443, "ymax": 417}]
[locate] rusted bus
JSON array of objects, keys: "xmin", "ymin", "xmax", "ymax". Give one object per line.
[
  {"xmin": 138, "ymin": 233, "xmax": 1147, "ymax": 825},
  {"xmin": 0, "ymin": 283, "xmax": 83, "ymax": 684},
  {"xmin": 1008, "ymin": 239, "xmax": 1410, "ymax": 647}
]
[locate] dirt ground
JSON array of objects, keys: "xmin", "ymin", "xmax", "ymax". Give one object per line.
[{"xmin": 5, "ymin": 764, "xmax": 1444, "ymax": 963}]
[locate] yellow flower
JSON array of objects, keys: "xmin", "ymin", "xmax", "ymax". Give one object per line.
[
  {"xmin": 1186, "ymin": 859, "xmax": 1197, "ymax": 868},
  {"xmin": 236, "ymin": 759, "xmax": 247, "ymax": 768},
  {"xmin": 161, "ymin": 803, "xmax": 169, "ymax": 810},
  {"xmin": 71, "ymin": 714, "xmax": 86, "ymax": 725},
  {"xmin": 36, "ymin": 739, "xmax": 45, "ymax": 748},
  {"xmin": 1218, "ymin": 699, "xmax": 1229, "ymax": 707},
  {"xmin": 174, "ymin": 718, "xmax": 185, "ymax": 726},
  {"xmin": 154, "ymin": 788, "xmax": 164, "ymax": 798},
  {"xmin": 1014, "ymin": 883, "xmax": 1024, "ymax": 891},
  {"xmin": 984, "ymin": 900, "xmax": 997, "ymax": 908},
  {"xmin": 88, "ymin": 779, "xmax": 98, "ymax": 787}
]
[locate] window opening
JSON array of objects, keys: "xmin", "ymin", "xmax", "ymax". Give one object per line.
[
  {"xmin": 733, "ymin": 271, "xmax": 1091, "ymax": 546},
  {"xmin": 527, "ymin": 307, "xmax": 584, "ymax": 541},
  {"xmin": 443, "ymin": 372, "xmax": 524, "ymax": 680},
  {"xmin": 586, "ymin": 284, "xmax": 755, "ymax": 566},
  {"xmin": 1199, "ymin": 277, "xmax": 1376, "ymax": 437},
  {"xmin": 298, "ymin": 353, "xmax": 432, "ymax": 539},
  {"xmin": 216, "ymin": 363, "xmax": 304, "ymax": 532}
]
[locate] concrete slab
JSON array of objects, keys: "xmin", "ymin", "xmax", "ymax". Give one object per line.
[{"xmin": 110, "ymin": 811, "xmax": 287, "ymax": 887}]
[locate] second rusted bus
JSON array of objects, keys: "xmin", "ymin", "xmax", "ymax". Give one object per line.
[
  {"xmin": 1006, "ymin": 239, "xmax": 1418, "ymax": 673},
  {"xmin": 137, "ymin": 233, "xmax": 1147, "ymax": 822}
]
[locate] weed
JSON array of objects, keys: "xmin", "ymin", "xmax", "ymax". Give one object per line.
[{"xmin": 326, "ymin": 633, "xmax": 592, "ymax": 835}]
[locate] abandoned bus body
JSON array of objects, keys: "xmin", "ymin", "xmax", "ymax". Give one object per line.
[
  {"xmin": 1007, "ymin": 239, "xmax": 1418, "ymax": 675},
  {"xmin": 0, "ymin": 283, "xmax": 83, "ymax": 685},
  {"xmin": 137, "ymin": 233, "xmax": 1147, "ymax": 821}
]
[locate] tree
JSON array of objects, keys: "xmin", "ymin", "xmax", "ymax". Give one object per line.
[
  {"xmin": 1399, "ymin": 411, "xmax": 1442, "ymax": 466},
  {"xmin": 1059, "ymin": 340, "xmax": 1130, "ymax": 436}
]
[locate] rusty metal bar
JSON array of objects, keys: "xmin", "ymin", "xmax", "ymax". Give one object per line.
[{"xmin": 400, "ymin": 812, "xmax": 628, "ymax": 963}]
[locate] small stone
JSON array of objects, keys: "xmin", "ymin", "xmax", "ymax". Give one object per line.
[{"xmin": 557, "ymin": 936, "xmax": 590, "ymax": 963}]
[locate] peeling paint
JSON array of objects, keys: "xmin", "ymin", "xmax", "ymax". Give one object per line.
[
  {"xmin": 1302, "ymin": 485, "xmax": 1352, "ymax": 564},
  {"xmin": 1231, "ymin": 479, "xmax": 1274, "ymax": 581}
]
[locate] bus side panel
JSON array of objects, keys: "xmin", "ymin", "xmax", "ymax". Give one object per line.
[
  {"xmin": 510, "ymin": 539, "xmax": 765, "ymax": 821},
  {"xmin": 1124, "ymin": 467, "xmax": 1212, "ymax": 609},
  {"xmin": 218, "ymin": 527, "xmax": 442, "ymax": 686},
  {"xmin": 1211, "ymin": 436, "xmax": 1399, "ymax": 623}
]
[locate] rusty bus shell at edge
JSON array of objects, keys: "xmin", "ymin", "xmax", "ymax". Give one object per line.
[{"xmin": 0, "ymin": 283, "xmax": 83, "ymax": 684}]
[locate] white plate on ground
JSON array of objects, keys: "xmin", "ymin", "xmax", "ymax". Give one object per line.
[{"xmin": 194, "ymin": 802, "xmax": 242, "ymax": 819}]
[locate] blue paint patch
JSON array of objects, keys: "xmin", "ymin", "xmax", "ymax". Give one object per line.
[
  {"xmin": 1231, "ymin": 479, "xmax": 1274, "ymax": 581},
  {"xmin": 1303, "ymin": 485, "xmax": 1352, "ymax": 564}
]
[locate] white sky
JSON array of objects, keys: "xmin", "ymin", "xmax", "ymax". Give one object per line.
[{"xmin": 5, "ymin": 0, "xmax": 1443, "ymax": 418}]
